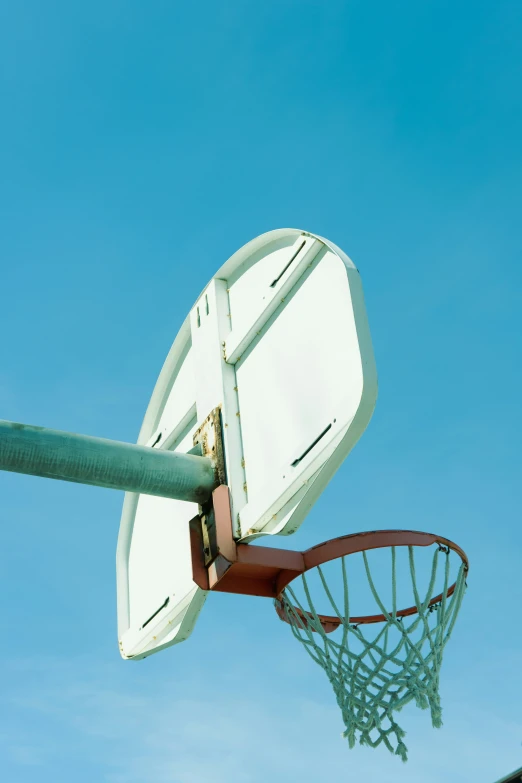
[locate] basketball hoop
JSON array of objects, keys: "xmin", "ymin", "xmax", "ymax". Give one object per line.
[
  {"xmin": 274, "ymin": 530, "xmax": 468, "ymax": 761},
  {"xmin": 191, "ymin": 488, "xmax": 469, "ymax": 762},
  {"xmin": 0, "ymin": 221, "xmax": 469, "ymax": 762}
]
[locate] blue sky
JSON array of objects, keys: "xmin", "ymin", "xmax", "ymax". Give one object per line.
[{"xmin": 1, "ymin": 1, "xmax": 521, "ymax": 780}]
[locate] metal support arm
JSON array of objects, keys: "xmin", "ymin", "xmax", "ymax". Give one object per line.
[{"xmin": 0, "ymin": 420, "xmax": 217, "ymax": 504}]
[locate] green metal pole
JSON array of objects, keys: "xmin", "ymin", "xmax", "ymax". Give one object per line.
[{"xmin": 0, "ymin": 420, "xmax": 216, "ymax": 504}]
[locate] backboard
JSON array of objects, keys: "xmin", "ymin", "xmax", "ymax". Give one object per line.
[{"xmin": 116, "ymin": 228, "xmax": 377, "ymax": 659}]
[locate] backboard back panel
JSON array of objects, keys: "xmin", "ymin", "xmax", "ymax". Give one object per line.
[{"xmin": 116, "ymin": 229, "xmax": 377, "ymax": 659}]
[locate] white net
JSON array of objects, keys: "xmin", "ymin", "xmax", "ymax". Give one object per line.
[{"xmin": 275, "ymin": 544, "xmax": 467, "ymax": 761}]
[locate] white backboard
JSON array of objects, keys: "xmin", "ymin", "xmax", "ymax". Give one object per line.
[{"xmin": 116, "ymin": 228, "xmax": 377, "ymax": 659}]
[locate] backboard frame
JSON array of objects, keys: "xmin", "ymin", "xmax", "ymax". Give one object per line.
[{"xmin": 116, "ymin": 228, "xmax": 378, "ymax": 659}]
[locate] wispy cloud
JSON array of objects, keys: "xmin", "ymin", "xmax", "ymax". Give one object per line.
[{"xmin": 1, "ymin": 655, "xmax": 520, "ymax": 782}]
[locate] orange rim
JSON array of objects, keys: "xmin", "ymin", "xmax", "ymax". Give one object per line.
[{"xmin": 274, "ymin": 529, "xmax": 468, "ymax": 633}]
